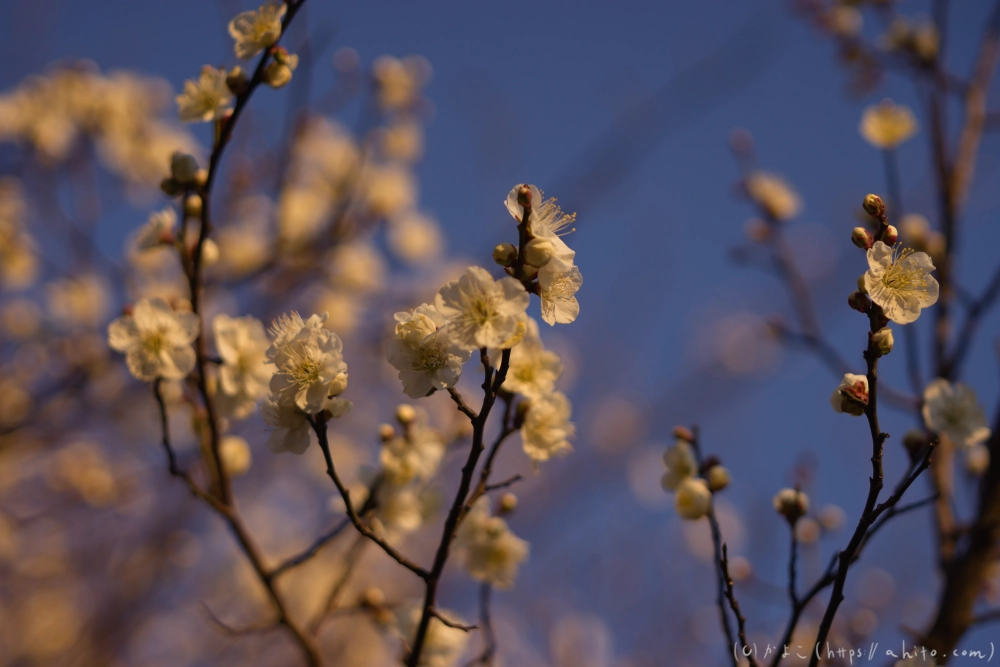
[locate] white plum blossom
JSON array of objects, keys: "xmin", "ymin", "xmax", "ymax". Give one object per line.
[
  {"xmin": 661, "ymin": 439, "xmax": 697, "ymax": 491},
  {"xmin": 922, "ymin": 378, "xmax": 991, "ymax": 448},
  {"xmin": 266, "ymin": 312, "xmax": 348, "ymax": 414},
  {"xmin": 744, "ymin": 171, "xmax": 802, "ymax": 221},
  {"xmin": 212, "ymin": 314, "xmax": 275, "ymax": 419},
  {"xmin": 434, "ymin": 266, "xmax": 530, "ymax": 350},
  {"xmin": 380, "ymin": 420, "xmax": 446, "ymax": 485},
  {"xmin": 228, "ymin": 1, "xmax": 286, "ymax": 60},
  {"xmin": 863, "ymin": 241, "xmax": 939, "ymax": 324},
  {"xmin": 176, "ymin": 66, "xmax": 233, "ymax": 123},
  {"xmin": 107, "ymin": 297, "xmax": 198, "ymax": 381},
  {"xmin": 675, "ymin": 477, "xmax": 711, "ymax": 520},
  {"xmin": 387, "ymin": 304, "xmax": 472, "ymax": 399},
  {"xmin": 133, "ymin": 208, "xmax": 176, "ymax": 251},
  {"xmin": 455, "ymin": 497, "xmax": 529, "ymax": 589},
  {"xmin": 261, "ymin": 394, "xmax": 351, "ymax": 455},
  {"xmin": 860, "ymin": 100, "xmax": 918, "ymax": 149},
  {"xmin": 539, "ymin": 263, "xmax": 582, "ymax": 325},
  {"xmin": 373, "ymin": 484, "xmax": 425, "ymax": 540},
  {"xmin": 504, "ymin": 184, "xmax": 577, "ymax": 268},
  {"xmin": 521, "ymin": 391, "xmax": 575, "ymax": 462},
  {"xmin": 496, "ymin": 316, "xmax": 562, "ymax": 399},
  {"xmin": 830, "ymin": 373, "xmax": 869, "ymax": 416}
]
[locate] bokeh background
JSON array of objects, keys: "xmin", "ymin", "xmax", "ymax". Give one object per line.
[{"xmin": 1, "ymin": 0, "xmax": 999, "ymax": 665}]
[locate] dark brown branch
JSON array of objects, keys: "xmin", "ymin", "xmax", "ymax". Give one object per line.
[
  {"xmin": 448, "ymin": 388, "xmax": 478, "ymax": 421},
  {"xmin": 430, "ymin": 609, "xmax": 478, "ymax": 632},
  {"xmin": 484, "ymin": 475, "xmax": 522, "ymax": 493}
]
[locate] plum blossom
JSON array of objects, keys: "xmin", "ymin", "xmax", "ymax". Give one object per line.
[
  {"xmin": 387, "ymin": 304, "xmax": 471, "ymax": 399},
  {"xmin": 380, "ymin": 419, "xmax": 446, "ymax": 485},
  {"xmin": 261, "ymin": 394, "xmax": 351, "ymax": 455},
  {"xmin": 434, "ymin": 267, "xmax": 529, "ymax": 350},
  {"xmin": 495, "ymin": 316, "xmax": 562, "ymax": 399},
  {"xmin": 675, "ymin": 477, "xmax": 711, "ymax": 520},
  {"xmin": 661, "ymin": 439, "xmax": 697, "ymax": 491},
  {"xmin": 107, "ymin": 297, "xmax": 198, "ymax": 381},
  {"xmin": 830, "ymin": 373, "xmax": 869, "ymax": 416},
  {"xmin": 133, "ymin": 208, "xmax": 176, "ymax": 252},
  {"xmin": 176, "ymin": 66, "xmax": 233, "ymax": 123},
  {"xmin": 860, "ymin": 100, "xmax": 917, "ymax": 149},
  {"xmin": 863, "ymin": 241, "xmax": 939, "ymax": 324},
  {"xmin": 455, "ymin": 497, "xmax": 529, "ymax": 589},
  {"xmin": 744, "ymin": 171, "xmax": 802, "ymax": 221},
  {"xmin": 212, "ymin": 314, "xmax": 275, "ymax": 419},
  {"xmin": 922, "ymin": 378, "xmax": 991, "ymax": 448},
  {"xmin": 539, "ymin": 263, "xmax": 582, "ymax": 325},
  {"xmin": 266, "ymin": 312, "xmax": 348, "ymax": 414},
  {"xmin": 228, "ymin": 0, "xmax": 286, "ymax": 60},
  {"xmin": 521, "ymin": 391, "xmax": 575, "ymax": 462}
]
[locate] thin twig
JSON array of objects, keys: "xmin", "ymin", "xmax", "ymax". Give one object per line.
[{"xmin": 464, "ymin": 584, "xmax": 496, "ymax": 666}]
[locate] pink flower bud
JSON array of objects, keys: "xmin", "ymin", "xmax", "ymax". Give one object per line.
[
  {"xmin": 863, "ymin": 193, "xmax": 885, "ymax": 218},
  {"xmin": 851, "ymin": 226, "xmax": 873, "ymax": 249},
  {"xmin": 883, "ymin": 225, "xmax": 898, "ymax": 245}
]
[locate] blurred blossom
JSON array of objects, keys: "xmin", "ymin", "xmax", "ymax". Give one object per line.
[
  {"xmin": 794, "ymin": 517, "xmax": 821, "ymax": 545},
  {"xmin": 327, "ymin": 241, "xmax": 386, "ymax": 293},
  {"xmin": 1, "ymin": 298, "xmax": 42, "ymax": 339},
  {"xmin": 851, "ymin": 607, "xmax": 879, "ymax": 637},
  {"xmin": 922, "ymin": 378, "xmax": 991, "ymax": 448},
  {"xmin": 860, "ymin": 100, "xmax": 918, "ymax": 149},
  {"xmin": 856, "ymin": 567, "xmax": 896, "ymax": 609},
  {"xmin": 587, "ymin": 396, "xmax": 645, "ymax": 452},
  {"xmin": 817, "ymin": 504, "xmax": 846, "ymax": 531},
  {"xmin": 826, "ymin": 5, "xmax": 862, "ymax": 38},
  {"xmin": 683, "ymin": 498, "xmax": 745, "ymax": 561},
  {"xmin": 220, "ymin": 435, "xmax": 253, "ymax": 476},
  {"xmin": 743, "ymin": 171, "xmax": 802, "ymax": 221},
  {"xmin": 550, "ymin": 612, "xmax": 614, "ymax": 667},
  {"xmin": 380, "ymin": 118, "xmax": 425, "ymax": 163},
  {"xmin": 711, "ymin": 312, "xmax": 779, "ymax": 375},
  {"xmin": 17, "ymin": 588, "xmax": 81, "ymax": 659},
  {"xmin": 0, "ymin": 380, "xmax": 31, "ymax": 428},
  {"xmin": 388, "ymin": 210, "xmax": 444, "ymax": 265},
  {"xmin": 372, "ymin": 55, "xmax": 432, "ymax": 112},
  {"xmin": 176, "ymin": 66, "xmax": 233, "ymax": 123},
  {"xmin": 357, "ymin": 163, "xmax": 418, "ymax": 220},
  {"xmin": 47, "ymin": 273, "xmax": 110, "ymax": 329}
]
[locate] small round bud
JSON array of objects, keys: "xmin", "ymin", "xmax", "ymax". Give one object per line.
[
  {"xmin": 523, "ymin": 237, "xmax": 555, "ymax": 267},
  {"xmin": 201, "ymin": 239, "xmax": 220, "ymax": 267},
  {"xmin": 194, "ymin": 169, "xmax": 209, "ymax": 188},
  {"xmin": 707, "ymin": 465, "xmax": 731, "ymax": 492},
  {"xmin": 183, "ymin": 194, "xmax": 202, "ymax": 218},
  {"xmin": 848, "ymin": 290, "xmax": 870, "ymax": 313},
  {"xmin": 493, "ymin": 243, "xmax": 517, "ymax": 267},
  {"xmin": 675, "ymin": 478, "xmax": 712, "ymax": 520},
  {"xmin": 872, "ymin": 327, "xmax": 894, "ymax": 356},
  {"xmin": 856, "ymin": 274, "xmax": 868, "ymax": 294},
  {"xmin": 378, "ymin": 424, "xmax": 396, "ymax": 442},
  {"xmin": 171, "ymin": 152, "xmax": 200, "ymax": 184},
  {"xmin": 361, "ymin": 586, "xmax": 385, "ymax": 608},
  {"xmin": 773, "ymin": 488, "xmax": 809, "ymax": 524},
  {"xmin": 522, "ymin": 264, "xmax": 539, "ymax": 280},
  {"xmin": 863, "ymin": 194, "xmax": 885, "ymax": 218},
  {"xmin": 273, "ymin": 46, "xmax": 294, "ymax": 66},
  {"xmin": 516, "ymin": 185, "xmax": 532, "ymax": 208},
  {"xmin": 499, "ymin": 493, "xmax": 518, "ymax": 514},
  {"xmin": 227, "ymin": 66, "xmax": 250, "ymax": 96},
  {"xmin": 160, "ymin": 177, "xmax": 181, "ymax": 197},
  {"xmin": 263, "ymin": 62, "xmax": 294, "ymax": 89},
  {"xmin": 672, "ymin": 426, "xmax": 694, "ymax": 442},
  {"xmin": 328, "ymin": 372, "xmax": 348, "ymax": 397},
  {"xmin": 883, "ymin": 224, "xmax": 898, "ymax": 245},
  {"xmin": 395, "ymin": 403, "xmax": 416, "ymax": 425},
  {"xmin": 851, "ymin": 227, "xmax": 873, "ymax": 249},
  {"xmin": 902, "ymin": 429, "xmax": 929, "ymax": 460},
  {"xmin": 220, "ymin": 435, "xmax": 252, "ymax": 477}
]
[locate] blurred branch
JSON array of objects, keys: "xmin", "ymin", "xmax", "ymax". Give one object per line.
[{"xmin": 464, "ymin": 584, "xmax": 496, "ymax": 667}]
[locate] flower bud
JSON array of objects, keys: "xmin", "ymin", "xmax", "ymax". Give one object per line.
[
  {"xmin": 378, "ymin": 423, "xmax": 396, "ymax": 442},
  {"xmin": 856, "ymin": 274, "xmax": 868, "ymax": 294},
  {"xmin": 902, "ymin": 429, "xmax": 929, "ymax": 461},
  {"xmin": 194, "ymin": 169, "xmax": 209, "ymax": 188},
  {"xmin": 361, "ymin": 586, "xmax": 385, "ymax": 608},
  {"xmin": 883, "ymin": 225, "xmax": 898, "ymax": 245},
  {"xmin": 675, "ymin": 478, "xmax": 711, "ymax": 520},
  {"xmin": 830, "ymin": 373, "xmax": 869, "ymax": 416},
  {"xmin": 863, "ymin": 193, "xmax": 885, "ymax": 218},
  {"xmin": 263, "ymin": 62, "xmax": 294, "ymax": 89},
  {"xmin": 773, "ymin": 488, "xmax": 809, "ymax": 524},
  {"xmin": 328, "ymin": 371, "xmax": 349, "ymax": 397},
  {"xmin": 273, "ymin": 46, "xmax": 295, "ymax": 66},
  {"xmin": 160, "ymin": 177, "xmax": 181, "ymax": 197},
  {"xmin": 493, "ymin": 243, "xmax": 517, "ymax": 267},
  {"xmin": 672, "ymin": 425, "xmax": 694, "ymax": 442},
  {"xmin": 848, "ymin": 290, "xmax": 870, "ymax": 313},
  {"xmin": 220, "ymin": 435, "xmax": 252, "ymax": 477},
  {"xmin": 872, "ymin": 327, "xmax": 894, "ymax": 355},
  {"xmin": 395, "ymin": 403, "xmax": 416, "ymax": 425},
  {"xmin": 522, "ymin": 264, "xmax": 539, "ymax": 280},
  {"xmin": 516, "ymin": 185, "xmax": 532, "ymax": 208},
  {"xmin": 707, "ymin": 465, "xmax": 731, "ymax": 492},
  {"xmin": 201, "ymin": 239, "xmax": 220, "ymax": 267},
  {"xmin": 227, "ymin": 66, "xmax": 249, "ymax": 96},
  {"xmin": 851, "ymin": 226, "xmax": 873, "ymax": 249},
  {"xmin": 171, "ymin": 152, "xmax": 200, "ymax": 184},
  {"xmin": 523, "ymin": 237, "xmax": 555, "ymax": 267},
  {"xmin": 499, "ymin": 492, "xmax": 518, "ymax": 514},
  {"xmin": 183, "ymin": 194, "xmax": 202, "ymax": 218}
]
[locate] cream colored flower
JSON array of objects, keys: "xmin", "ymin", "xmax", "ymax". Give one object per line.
[
  {"xmin": 212, "ymin": 314, "xmax": 275, "ymax": 419},
  {"xmin": 107, "ymin": 297, "xmax": 199, "ymax": 381},
  {"xmin": 675, "ymin": 477, "xmax": 711, "ymax": 520},
  {"xmin": 863, "ymin": 241, "xmax": 939, "ymax": 324},
  {"xmin": 220, "ymin": 435, "xmax": 252, "ymax": 476},
  {"xmin": 922, "ymin": 378, "xmax": 991, "ymax": 448},
  {"xmin": 744, "ymin": 171, "xmax": 802, "ymax": 221},
  {"xmin": 372, "ymin": 55, "xmax": 431, "ymax": 112},
  {"xmin": 228, "ymin": 0, "xmax": 286, "ymax": 60},
  {"xmin": 387, "ymin": 304, "xmax": 471, "ymax": 399},
  {"xmin": 176, "ymin": 66, "xmax": 233, "ymax": 123},
  {"xmin": 326, "ymin": 241, "xmax": 385, "ymax": 293},
  {"xmin": 539, "ymin": 263, "xmax": 582, "ymax": 326},
  {"xmin": 133, "ymin": 207, "xmax": 176, "ymax": 252},
  {"xmin": 260, "ymin": 396, "xmax": 310, "ymax": 454},
  {"xmin": 860, "ymin": 100, "xmax": 918, "ymax": 149},
  {"xmin": 497, "ymin": 316, "xmax": 562, "ymax": 399},
  {"xmin": 661, "ymin": 439, "xmax": 697, "ymax": 491},
  {"xmin": 830, "ymin": 373, "xmax": 869, "ymax": 416},
  {"xmin": 774, "ymin": 488, "xmax": 809, "ymax": 522},
  {"xmin": 455, "ymin": 497, "xmax": 529, "ymax": 589},
  {"xmin": 521, "ymin": 391, "xmax": 575, "ymax": 462},
  {"xmin": 505, "ymin": 184, "xmax": 577, "ymax": 267},
  {"xmin": 266, "ymin": 312, "xmax": 348, "ymax": 414},
  {"xmin": 380, "ymin": 418, "xmax": 446, "ymax": 485},
  {"xmin": 387, "ymin": 211, "xmax": 443, "ymax": 265},
  {"xmin": 434, "ymin": 266, "xmax": 530, "ymax": 350}
]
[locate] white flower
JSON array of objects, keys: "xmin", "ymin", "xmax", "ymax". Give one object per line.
[
  {"xmin": 675, "ymin": 477, "xmax": 711, "ymax": 520},
  {"xmin": 521, "ymin": 391, "xmax": 575, "ymax": 462},
  {"xmin": 107, "ymin": 297, "xmax": 198, "ymax": 381},
  {"xmin": 661, "ymin": 439, "xmax": 697, "ymax": 491},
  {"xmin": 860, "ymin": 100, "xmax": 918, "ymax": 149},
  {"xmin": 387, "ymin": 304, "xmax": 472, "ymax": 399},
  {"xmin": 357, "ymin": 163, "xmax": 417, "ymax": 219},
  {"xmin": 212, "ymin": 314, "xmax": 275, "ymax": 419},
  {"xmin": 504, "ymin": 184, "xmax": 577, "ymax": 268},
  {"xmin": 228, "ymin": 0, "xmax": 286, "ymax": 60},
  {"xmin": 266, "ymin": 312, "xmax": 349, "ymax": 414},
  {"xmin": 744, "ymin": 171, "xmax": 802, "ymax": 221},
  {"xmin": 387, "ymin": 211, "xmax": 443, "ymax": 265},
  {"xmin": 380, "ymin": 420, "xmax": 446, "ymax": 485},
  {"xmin": 863, "ymin": 242, "xmax": 939, "ymax": 324},
  {"xmin": 133, "ymin": 208, "xmax": 176, "ymax": 251},
  {"xmin": 326, "ymin": 242, "xmax": 386, "ymax": 293},
  {"xmin": 922, "ymin": 378, "xmax": 991, "ymax": 448},
  {"xmin": 497, "ymin": 316, "xmax": 562, "ymax": 399},
  {"xmin": 260, "ymin": 397, "xmax": 311, "ymax": 454},
  {"xmin": 830, "ymin": 373, "xmax": 869, "ymax": 416},
  {"xmin": 176, "ymin": 66, "xmax": 233, "ymax": 123},
  {"xmin": 372, "ymin": 55, "xmax": 431, "ymax": 112},
  {"xmin": 397, "ymin": 604, "xmax": 468, "ymax": 667},
  {"xmin": 373, "ymin": 484, "xmax": 425, "ymax": 538},
  {"xmin": 539, "ymin": 263, "xmax": 582, "ymax": 326},
  {"xmin": 434, "ymin": 266, "xmax": 530, "ymax": 350},
  {"xmin": 455, "ymin": 497, "xmax": 529, "ymax": 589}
]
